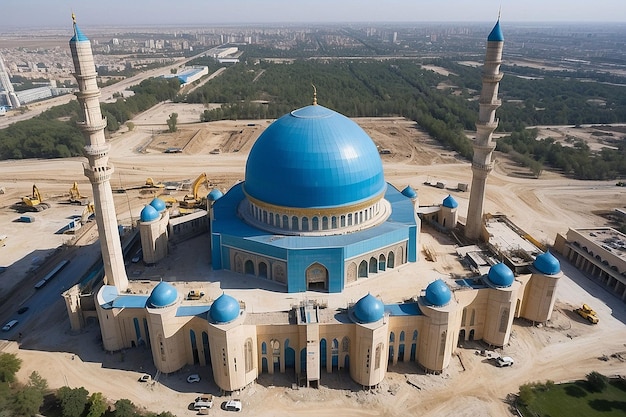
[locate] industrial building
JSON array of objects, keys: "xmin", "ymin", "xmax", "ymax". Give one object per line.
[{"xmin": 63, "ymin": 17, "xmax": 562, "ymax": 393}]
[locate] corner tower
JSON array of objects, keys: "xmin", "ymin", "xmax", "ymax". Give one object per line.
[
  {"xmin": 69, "ymin": 15, "xmax": 128, "ymax": 291},
  {"xmin": 465, "ymin": 19, "xmax": 504, "ymax": 240}
]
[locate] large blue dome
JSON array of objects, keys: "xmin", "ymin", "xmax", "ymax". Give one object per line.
[
  {"xmin": 425, "ymin": 279, "xmax": 452, "ymax": 306},
  {"xmin": 533, "ymin": 251, "xmax": 561, "ymax": 275},
  {"xmin": 244, "ymin": 105, "xmax": 386, "ymax": 208},
  {"xmin": 352, "ymin": 293, "xmax": 384, "ymax": 323},
  {"xmin": 488, "ymin": 263, "xmax": 515, "ymax": 287},
  {"xmin": 147, "ymin": 282, "xmax": 178, "ymax": 308},
  {"xmin": 140, "ymin": 205, "xmax": 160, "ymax": 222},
  {"xmin": 209, "ymin": 293, "xmax": 240, "ymax": 324}
]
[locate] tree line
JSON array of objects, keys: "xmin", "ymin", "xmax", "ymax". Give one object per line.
[{"xmin": 0, "ymin": 77, "xmax": 180, "ymax": 160}]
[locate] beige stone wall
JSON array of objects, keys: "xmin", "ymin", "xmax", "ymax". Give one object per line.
[
  {"xmin": 482, "ymin": 284, "xmax": 519, "ymax": 346},
  {"xmin": 351, "ymin": 321, "xmax": 389, "ymax": 387},
  {"xmin": 520, "ymin": 272, "xmax": 561, "ymax": 322},
  {"xmin": 140, "ymin": 211, "xmax": 169, "ymax": 264}
]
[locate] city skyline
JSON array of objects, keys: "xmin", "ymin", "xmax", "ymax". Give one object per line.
[{"xmin": 3, "ymin": 0, "xmax": 626, "ymax": 28}]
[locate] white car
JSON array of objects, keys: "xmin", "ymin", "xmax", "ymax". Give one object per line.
[
  {"xmin": 496, "ymin": 356, "xmax": 514, "ymax": 367},
  {"xmin": 2, "ymin": 319, "xmax": 18, "ymax": 332},
  {"xmin": 138, "ymin": 374, "xmax": 151, "ymax": 382},
  {"xmin": 187, "ymin": 374, "xmax": 201, "ymax": 383},
  {"xmin": 225, "ymin": 399, "xmax": 242, "ymax": 412}
]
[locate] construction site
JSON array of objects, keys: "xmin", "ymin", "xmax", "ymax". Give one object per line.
[{"xmin": 0, "ymin": 102, "xmax": 623, "ymax": 416}]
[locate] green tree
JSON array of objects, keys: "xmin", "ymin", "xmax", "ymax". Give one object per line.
[
  {"xmin": 167, "ymin": 113, "xmax": 178, "ymax": 133},
  {"xmin": 126, "ymin": 121, "xmax": 135, "ymax": 131},
  {"xmin": 114, "ymin": 398, "xmax": 137, "ymax": 417},
  {"xmin": 0, "ymin": 353, "xmax": 22, "ymax": 383},
  {"xmin": 12, "ymin": 386, "xmax": 43, "ymax": 416},
  {"xmin": 57, "ymin": 386, "xmax": 89, "ymax": 417},
  {"xmin": 27, "ymin": 371, "xmax": 47, "ymax": 392},
  {"xmin": 586, "ymin": 371, "xmax": 609, "ymax": 392},
  {"xmin": 86, "ymin": 392, "xmax": 107, "ymax": 417}
]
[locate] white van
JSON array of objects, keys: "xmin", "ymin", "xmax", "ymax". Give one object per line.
[{"xmin": 2, "ymin": 319, "xmax": 18, "ymax": 332}]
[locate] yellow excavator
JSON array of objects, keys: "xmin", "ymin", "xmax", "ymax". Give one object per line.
[
  {"xmin": 145, "ymin": 178, "xmax": 165, "ymax": 188},
  {"xmin": 179, "ymin": 173, "xmax": 209, "ymax": 209},
  {"xmin": 69, "ymin": 181, "xmax": 90, "ymax": 205},
  {"xmin": 20, "ymin": 184, "xmax": 50, "ymax": 212},
  {"xmin": 80, "ymin": 202, "xmax": 95, "ymax": 225}
]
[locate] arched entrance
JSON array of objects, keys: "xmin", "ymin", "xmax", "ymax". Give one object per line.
[
  {"xmin": 259, "ymin": 262, "xmax": 268, "ymax": 278},
  {"xmin": 306, "ymin": 263, "xmax": 328, "ymax": 291},
  {"xmin": 245, "ymin": 260, "xmax": 255, "ymax": 275},
  {"xmin": 358, "ymin": 260, "xmax": 368, "ymax": 278}
]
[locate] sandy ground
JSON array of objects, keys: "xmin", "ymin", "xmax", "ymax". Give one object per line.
[{"xmin": 1, "ymin": 102, "xmax": 626, "ymax": 416}]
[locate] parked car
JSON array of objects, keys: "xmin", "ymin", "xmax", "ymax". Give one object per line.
[
  {"xmin": 17, "ymin": 306, "xmax": 29, "ymax": 314},
  {"xmin": 138, "ymin": 374, "xmax": 151, "ymax": 382},
  {"xmin": 193, "ymin": 395, "xmax": 213, "ymax": 410},
  {"xmin": 496, "ymin": 356, "xmax": 514, "ymax": 367},
  {"xmin": 2, "ymin": 319, "xmax": 18, "ymax": 332},
  {"xmin": 225, "ymin": 399, "xmax": 242, "ymax": 412},
  {"xmin": 187, "ymin": 373, "xmax": 201, "ymax": 383}
]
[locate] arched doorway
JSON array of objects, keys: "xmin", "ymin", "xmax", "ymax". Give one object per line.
[
  {"xmin": 285, "ymin": 339, "xmax": 295, "ymax": 369},
  {"xmin": 259, "ymin": 262, "xmax": 268, "ymax": 278},
  {"xmin": 388, "ymin": 251, "xmax": 395, "ymax": 268},
  {"xmin": 379, "ymin": 254, "xmax": 386, "ymax": 271},
  {"xmin": 369, "ymin": 257, "xmax": 377, "ymax": 273},
  {"xmin": 245, "ymin": 260, "xmax": 255, "ymax": 275},
  {"xmin": 306, "ymin": 263, "xmax": 328, "ymax": 291},
  {"xmin": 358, "ymin": 260, "xmax": 368, "ymax": 278},
  {"xmin": 458, "ymin": 329, "xmax": 466, "ymax": 346}
]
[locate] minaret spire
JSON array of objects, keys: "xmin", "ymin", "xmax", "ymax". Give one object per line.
[
  {"xmin": 69, "ymin": 15, "xmax": 129, "ymax": 291},
  {"xmin": 465, "ymin": 18, "xmax": 504, "ymax": 240},
  {"xmin": 312, "ymin": 84, "xmax": 317, "ymax": 105}
]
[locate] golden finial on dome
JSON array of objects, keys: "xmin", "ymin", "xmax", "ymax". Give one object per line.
[
  {"xmin": 72, "ymin": 12, "xmax": 76, "ymax": 24},
  {"xmin": 312, "ymin": 83, "xmax": 317, "ymax": 105}
]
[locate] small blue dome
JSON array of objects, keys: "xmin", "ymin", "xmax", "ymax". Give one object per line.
[
  {"xmin": 244, "ymin": 104, "xmax": 386, "ymax": 208},
  {"xmin": 150, "ymin": 198, "xmax": 166, "ymax": 212},
  {"xmin": 442, "ymin": 195, "xmax": 458, "ymax": 209},
  {"xmin": 533, "ymin": 251, "xmax": 560, "ymax": 275},
  {"xmin": 209, "ymin": 293, "xmax": 240, "ymax": 324},
  {"xmin": 488, "ymin": 20, "xmax": 504, "ymax": 42},
  {"xmin": 401, "ymin": 185, "xmax": 417, "ymax": 199},
  {"xmin": 488, "ymin": 263, "xmax": 515, "ymax": 287},
  {"xmin": 70, "ymin": 23, "xmax": 89, "ymax": 43},
  {"xmin": 353, "ymin": 293, "xmax": 384, "ymax": 323},
  {"xmin": 207, "ymin": 188, "xmax": 224, "ymax": 201},
  {"xmin": 147, "ymin": 282, "xmax": 178, "ymax": 308},
  {"xmin": 425, "ymin": 279, "xmax": 452, "ymax": 306},
  {"xmin": 140, "ymin": 205, "xmax": 160, "ymax": 222}
]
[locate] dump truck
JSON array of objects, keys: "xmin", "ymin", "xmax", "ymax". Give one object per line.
[{"xmin": 575, "ymin": 304, "xmax": 599, "ymax": 324}]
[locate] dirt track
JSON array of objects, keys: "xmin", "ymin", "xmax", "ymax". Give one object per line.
[{"xmin": 1, "ymin": 102, "xmax": 626, "ymax": 416}]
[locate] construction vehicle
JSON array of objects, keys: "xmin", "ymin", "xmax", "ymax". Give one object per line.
[
  {"xmin": 145, "ymin": 178, "xmax": 165, "ymax": 188},
  {"xmin": 575, "ymin": 304, "xmax": 599, "ymax": 324},
  {"xmin": 187, "ymin": 290, "xmax": 205, "ymax": 300},
  {"xmin": 179, "ymin": 173, "xmax": 209, "ymax": 209},
  {"xmin": 69, "ymin": 181, "xmax": 90, "ymax": 205},
  {"xmin": 80, "ymin": 203, "xmax": 95, "ymax": 225},
  {"xmin": 15, "ymin": 184, "xmax": 50, "ymax": 212}
]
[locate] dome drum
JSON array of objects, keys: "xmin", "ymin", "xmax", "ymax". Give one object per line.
[{"xmin": 240, "ymin": 193, "xmax": 390, "ymax": 236}]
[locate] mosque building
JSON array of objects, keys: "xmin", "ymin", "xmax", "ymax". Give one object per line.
[{"xmin": 64, "ymin": 17, "xmax": 562, "ymax": 392}]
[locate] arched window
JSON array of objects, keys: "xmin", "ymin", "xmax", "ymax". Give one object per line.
[
  {"xmin": 499, "ymin": 308, "xmax": 510, "ymax": 333},
  {"xmin": 358, "ymin": 260, "xmax": 368, "ymax": 278},
  {"xmin": 245, "ymin": 338, "xmax": 253, "ymax": 372},
  {"xmin": 375, "ymin": 343, "xmax": 383, "ymax": 369},
  {"xmin": 388, "ymin": 251, "xmax": 395, "ymax": 268},
  {"xmin": 312, "ymin": 217, "xmax": 319, "ymax": 231},
  {"xmin": 302, "ymin": 217, "xmax": 309, "ymax": 231},
  {"xmin": 322, "ymin": 216, "xmax": 329, "ymax": 230},
  {"xmin": 291, "ymin": 216, "xmax": 299, "ymax": 230},
  {"xmin": 369, "ymin": 257, "xmax": 377, "ymax": 273},
  {"xmin": 332, "ymin": 216, "xmax": 337, "ymax": 229},
  {"xmin": 342, "ymin": 337, "xmax": 350, "ymax": 352},
  {"xmin": 347, "ymin": 213, "xmax": 353, "ymax": 226},
  {"xmin": 282, "ymin": 215, "xmax": 289, "ymax": 229}
]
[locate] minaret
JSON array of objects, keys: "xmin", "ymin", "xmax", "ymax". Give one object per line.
[
  {"xmin": 465, "ymin": 18, "xmax": 504, "ymax": 240},
  {"xmin": 69, "ymin": 15, "xmax": 128, "ymax": 292}
]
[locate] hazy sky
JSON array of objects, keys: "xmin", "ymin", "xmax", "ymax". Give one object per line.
[{"xmin": 4, "ymin": 0, "xmax": 626, "ymax": 28}]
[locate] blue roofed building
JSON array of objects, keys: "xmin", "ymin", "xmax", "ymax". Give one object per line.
[{"xmin": 210, "ymin": 103, "xmax": 419, "ymax": 293}]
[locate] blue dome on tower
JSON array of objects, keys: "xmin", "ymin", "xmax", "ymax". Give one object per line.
[
  {"xmin": 147, "ymin": 282, "xmax": 178, "ymax": 308},
  {"xmin": 208, "ymin": 188, "xmax": 223, "ymax": 201},
  {"xmin": 140, "ymin": 204, "xmax": 160, "ymax": 222},
  {"xmin": 442, "ymin": 195, "xmax": 458, "ymax": 208},
  {"xmin": 425, "ymin": 279, "xmax": 452, "ymax": 306},
  {"xmin": 244, "ymin": 104, "xmax": 386, "ymax": 208},
  {"xmin": 209, "ymin": 293, "xmax": 240, "ymax": 324},
  {"xmin": 352, "ymin": 293, "xmax": 384, "ymax": 323},
  {"xmin": 488, "ymin": 263, "xmax": 515, "ymax": 287},
  {"xmin": 70, "ymin": 15, "xmax": 89, "ymax": 43},
  {"xmin": 401, "ymin": 185, "xmax": 417, "ymax": 199},
  {"xmin": 488, "ymin": 20, "xmax": 504, "ymax": 42},
  {"xmin": 533, "ymin": 251, "xmax": 561, "ymax": 275},
  {"xmin": 150, "ymin": 198, "xmax": 166, "ymax": 212}
]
